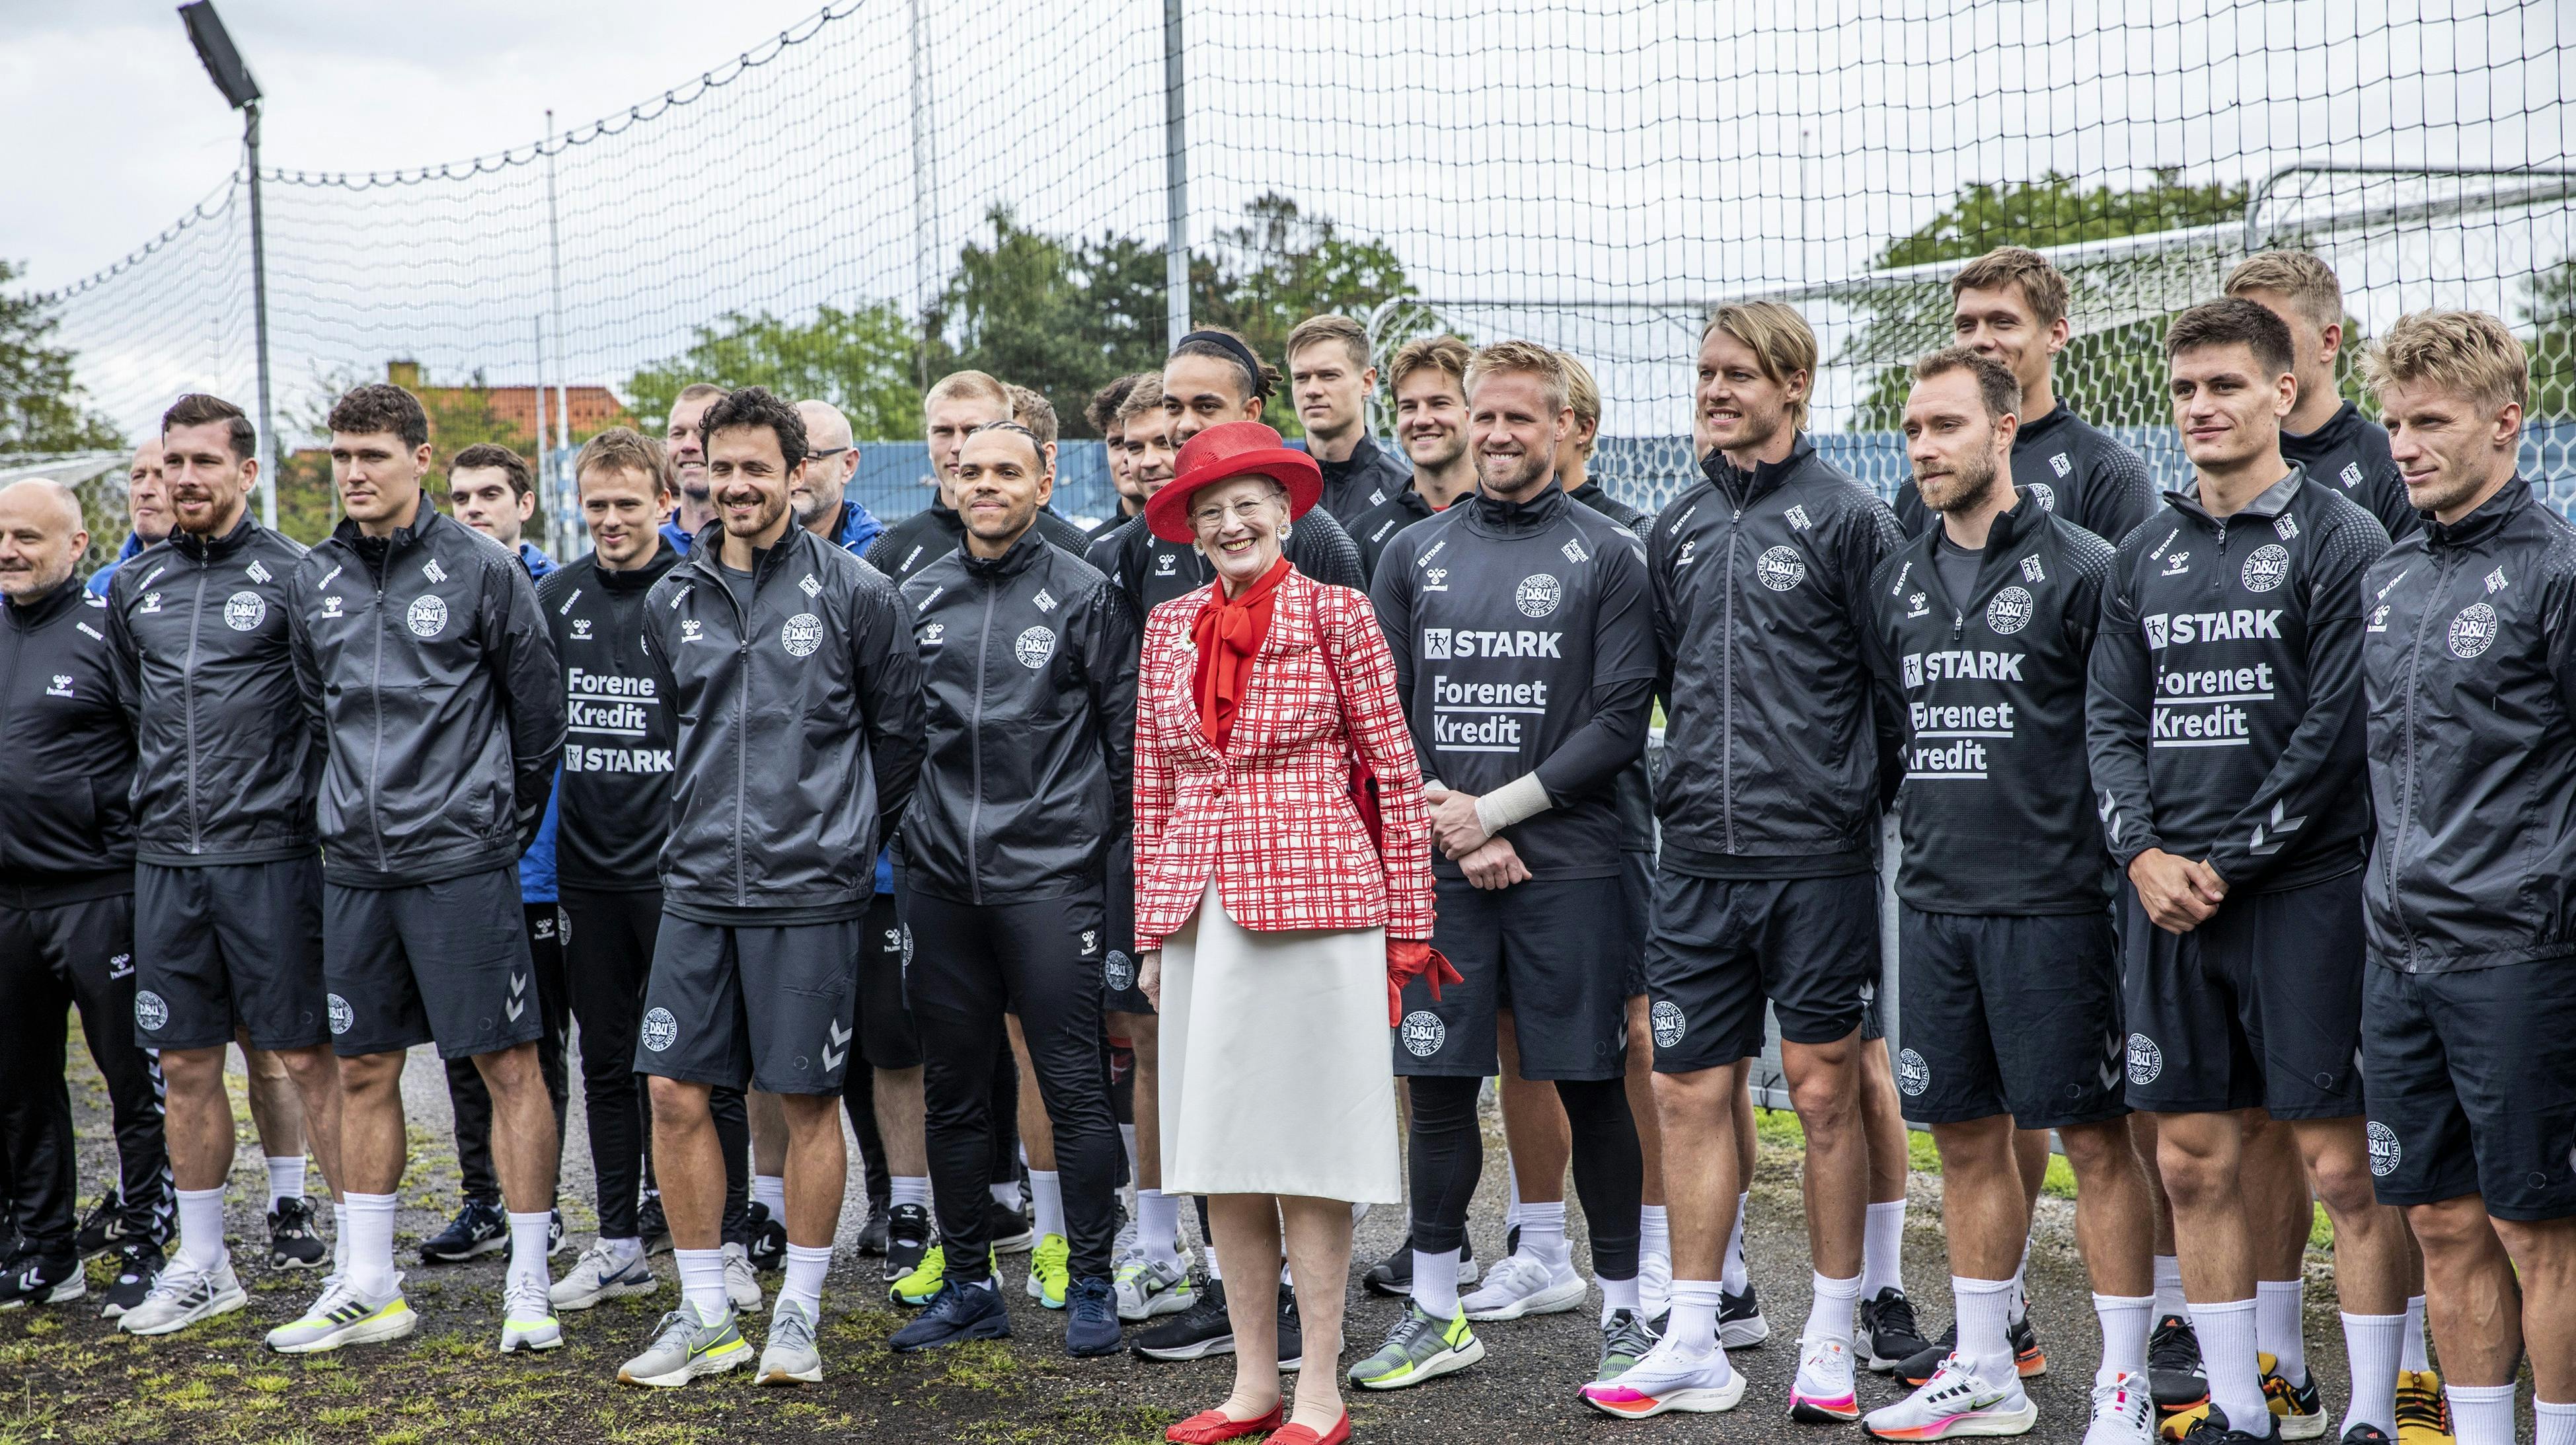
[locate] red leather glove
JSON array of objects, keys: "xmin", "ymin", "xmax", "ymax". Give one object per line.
[{"xmin": 1386, "ymin": 939, "xmax": 1465, "ymax": 1027}]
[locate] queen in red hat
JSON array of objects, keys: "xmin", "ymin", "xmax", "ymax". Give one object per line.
[{"xmin": 1131, "ymin": 420, "xmax": 1440, "ymax": 1445}]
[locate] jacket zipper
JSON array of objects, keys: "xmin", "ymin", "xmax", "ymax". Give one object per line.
[
  {"xmin": 967, "ymin": 576, "xmax": 997, "ymax": 906},
  {"xmin": 723, "ymin": 565, "xmax": 753, "ymax": 907},
  {"xmin": 367, "ymin": 553, "xmax": 389, "ymax": 869},
  {"xmin": 2391, "ymin": 553, "xmax": 2449, "ymax": 965},
  {"xmin": 183, "ymin": 564, "xmax": 208, "ymax": 853},
  {"xmin": 1719, "ymin": 500, "xmax": 1741, "ymax": 854},
  {"xmin": 0, "ymin": 613, "xmax": 19, "ymax": 871}
]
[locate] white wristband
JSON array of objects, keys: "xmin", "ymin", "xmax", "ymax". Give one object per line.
[{"xmin": 1474, "ymin": 773, "xmax": 1554, "ymax": 836}]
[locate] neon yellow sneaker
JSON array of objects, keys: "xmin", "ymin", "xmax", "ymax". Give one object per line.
[
  {"xmin": 266, "ymin": 1278, "xmax": 417, "ymax": 1354},
  {"xmin": 890, "ymin": 1244, "xmax": 948, "ymax": 1306},
  {"xmin": 1349, "ymin": 1303, "xmax": 1484, "ymax": 1389},
  {"xmin": 1024, "ymin": 1234, "xmax": 1071, "ymax": 1310}
]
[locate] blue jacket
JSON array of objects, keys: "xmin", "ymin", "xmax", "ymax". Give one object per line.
[
  {"xmin": 85, "ymin": 532, "xmax": 149, "ymax": 597},
  {"xmin": 518, "ymin": 541, "xmax": 557, "ymax": 581},
  {"xmin": 660, "ymin": 519, "xmax": 695, "ymax": 557},
  {"xmin": 512, "ymin": 541, "xmax": 558, "ymax": 903},
  {"xmin": 824, "ymin": 498, "xmax": 884, "ymax": 557}
]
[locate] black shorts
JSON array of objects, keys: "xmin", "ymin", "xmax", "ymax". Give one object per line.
[
  {"xmin": 861, "ymin": 892, "xmax": 922, "ymax": 1070},
  {"xmin": 1402, "ymin": 876, "xmax": 1632, "ymax": 1081},
  {"xmin": 1896, "ymin": 906, "xmax": 2127, "ymax": 1131},
  {"xmin": 1618, "ymin": 852, "xmax": 1651, "ymax": 999},
  {"xmin": 1100, "ymin": 845, "xmax": 1151, "ymax": 1016},
  {"xmin": 2121, "ymin": 869, "xmax": 2365, "ymax": 1119},
  {"xmin": 322, "ymin": 867, "xmax": 541, "ymax": 1060},
  {"xmin": 2363, "ymin": 960, "xmax": 2576, "ymax": 1221},
  {"xmin": 1645, "ymin": 869, "xmax": 1879, "ymax": 1074},
  {"xmin": 637, "ymin": 911, "xmax": 864, "ymax": 1095},
  {"xmin": 135, "ymin": 857, "xmax": 328, "ymax": 1052}
]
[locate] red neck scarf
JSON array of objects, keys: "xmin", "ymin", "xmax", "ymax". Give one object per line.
[{"xmin": 1191, "ymin": 555, "xmax": 1292, "ymax": 751}]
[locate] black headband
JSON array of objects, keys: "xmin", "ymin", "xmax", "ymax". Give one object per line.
[{"xmin": 1175, "ymin": 330, "xmax": 1267, "ymax": 395}]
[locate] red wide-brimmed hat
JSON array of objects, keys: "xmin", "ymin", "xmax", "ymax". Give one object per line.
[{"xmin": 1145, "ymin": 420, "xmax": 1324, "ymax": 544}]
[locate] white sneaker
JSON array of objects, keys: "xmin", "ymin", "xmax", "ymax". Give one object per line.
[
  {"xmin": 1863, "ymin": 1353, "xmax": 2038, "ymax": 1438},
  {"xmin": 1639, "ymin": 1250, "xmax": 1675, "ymax": 1322},
  {"xmin": 722, "ymin": 1241, "xmax": 762, "ymax": 1311},
  {"xmin": 1113, "ymin": 1255, "xmax": 1195, "ymax": 1322},
  {"xmin": 116, "ymin": 1256, "xmax": 247, "ymax": 1337},
  {"xmin": 266, "ymin": 1276, "xmax": 416, "ymax": 1354},
  {"xmin": 552, "ymin": 1240, "xmax": 660, "ymax": 1310},
  {"xmin": 2082, "ymin": 1371, "xmax": 2156, "ymax": 1445},
  {"xmin": 1461, "ymin": 1253, "xmax": 1589, "ymax": 1321},
  {"xmin": 756, "ymin": 1296, "xmax": 823, "ymax": 1386},
  {"xmin": 1580, "ymin": 1333, "xmax": 1746, "ymax": 1418},
  {"xmin": 1789, "ymin": 1334, "xmax": 1862, "ymax": 1423},
  {"xmin": 1111, "ymin": 1214, "xmax": 1140, "ymax": 1267},
  {"xmin": 499, "ymin": 1279, "xmax": 563, "ymax": 1353}
]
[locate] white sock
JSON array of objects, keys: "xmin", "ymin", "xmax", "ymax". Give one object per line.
[
  {"xmin": 2402, "ymin": 1294, "xmax": 2431, "ymax": 1373},
  {"xmin": 2534, "ymin": 1399, "xmax": 2576, "ymax": 1445},
  {"xmin": 1412, "ymin": 1247, "xmax": 1461, "ymax": 1320},
  {"xmin": 265, "ymin": 1157, "xmax": 307, "ymax": 1210},
  {"xmin": 1139, "ymin": 1190, "xmax": 1182, "ymax": 1269},
  {"xmin": 890, "ymin": 1175, "xmax": 931, "ymax": 1210},
  {"xmin": 599, "ymin": 1235, "xmax": 644, "ymax": 1263},
  {"xmin": 989, "ymin": 1180, "xmax": 1020, "ymax": 1210},
  {"xmin": 1861, "ymin": 1198, "xmax": 1906, "ymax": 1298},
  {"xmin": 2095, "ymin": 1292, "xmax": 2154, "ymax": 1380},
  {"xmin": 1640, "ymin": 1204, "xmax": 1671, "ymax": 1264},
  {"xmin": 344, "ymin": 1192, "xmax": 399, "ymax": 1301},
  {"xmin": 1517, "ymin": 1200, "xmax": 1571, "ymax": 1270},
  {"xmin": 1028, "ymin": 1170, "xmax": 1065, "ymax": 1241},
  {"xmin": 1204, "ymin": 1242, "xmax": 1222, "ymax": 1281},
  {"xmin": 1505, "ymin": 1155, "xmax": 1523, "ymax": 1231},
  {"xmin": 1667, "ymin": 1278, "xmax": 1728, "ymax": 1361},
  {"xmin": 174, "ymin": 1186, "xmax": 229, "ymax": 1272},
  {"xmin": 2153, "ymin": 1255, "xmax": 2188, "ymax": 1320},
  {"xmin": 1955, "ymin": 1274, "xmax": 2018, "ymax": 1384},
  {"xmin": 506, "ymin": 1211, "xmax": 551, "ymax": 1295},
  {"xmin": 2448, "ymin": 1383, "xmax": 2517, "ymax": 1445},
  {"xmin": 1601, "ymin": 1272, "xmax": 1640, "ymax": 1323},
  {"xmin": 1720, "ymin": 1191, "xmax": 1751, "ymax": 1293},
  {"xmin": 1805, "ymin": 1270, "xmax": 1862, "ymax": 1347},
  {"xmin": 2009, "ymin": 1236, "xmax": 2031, "ymax": 1324},
  {"xmin": 2195, "ymin": 1297, "xmax": 2266, "ymax": 1434},
  {"xmin": 751, "ymin": 1173, "xmax": 786, "ymax": 1216},
  {"xmin": 675, "ymin": 1248, "xmax": 730, "ymax": 1325},
  {"xmin": 332, "ymin": 1201, "xmax": 350, "ymax": 1278},
  {"xmin": 2341, "ymin": 1312, "xmax": 2404, "ymax": 1436},
  {"xmin": 781, "ymin": 1242, "xmax": 831, "ymax": 1319},
  {"xmin": 2257, "ymin": 1278, "xmax": 2308, "ymax": 1386}
]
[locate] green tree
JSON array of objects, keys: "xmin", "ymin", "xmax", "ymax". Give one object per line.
[
  {"xmin": 1188, "ymin": 193, "xmax": 1422, "ymax": 436},
  {"xmin": 626, "ymin": 302, "xmax": 923, "ymax": 439},
  {"xmin": 2522, "ymin": 258, "xmax": 2576, "ymax": 421},
  {"xmin": 1848, "ymin": 171, "xmax": 2249, "ymax": 429},
  {"xmin": 0, "ymin": 258, "xmax": 125, "ymax": 455}
]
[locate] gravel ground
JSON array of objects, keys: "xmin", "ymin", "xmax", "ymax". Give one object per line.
[{"xmin": 8, "ymin": 1039, "xmax": 2374, "ymax": 1444}]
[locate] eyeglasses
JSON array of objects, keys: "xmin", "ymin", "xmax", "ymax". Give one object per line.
[{"xmin": 806, "ymin": 447, "xmax": 849, "ymax": 462}]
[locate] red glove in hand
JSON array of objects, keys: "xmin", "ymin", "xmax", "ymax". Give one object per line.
[{"xmin": 1385, "ymin": 939, "xmax": 1465, "ymax": 1027}]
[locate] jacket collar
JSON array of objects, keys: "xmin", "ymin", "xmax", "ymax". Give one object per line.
[
  {"xmin": 3, "ymin": 574, "xmax": 87, "ymax": 630},
  {"xmin": 960, "ymin": 526, "xmax": 1049, "ymax": 581},
  {"xmin": 685, "ymin": 519, "xmax": 808, "ymax": 588},
  {"xmin": 2422, "ymin": 475, "xmax": 2533, "ymax": 553},
  {"xmin": 593, "ymin": 543, "xmax": 680, "ymax": 593},
  {"xmin": 1702, "ymin": 434, "xmax": 1817, "ymax": 508},
  {"xmin": 170, "ymin": 509, "xmax": 259, "ymax": 564},
  {"xmin": 2280, "ymin": 400, "xmax": 2366, "ymax": 459},
  {"xmin": 1463, "ymin": 480, "xmax": 1567, "ymax": 538},
  {"xmin": 1318, "ymin": 435, "xmax": 1392, "ymax": 480},
  {"xmin": 330, "ymin": 490, "xmax": 441, "ymax": 553},
  {"xmin": 2166, "ymin": 465, "xmax": 2307, "ymax": 525},
  {"xmin": 2014, "ymin": 402, "xmax": 2080, "ymax": 451}
]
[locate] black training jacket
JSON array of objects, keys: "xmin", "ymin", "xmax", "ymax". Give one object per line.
[
  {"xmin": 0, "ymin": 577, "xmax": 135, "ymax": 903},
  {"xmin": 289, "ymin": 498, "xmax": 564, "ymax": 888},
  {"xmin": 1896, "ymin": 403, "xmax": 2156, "ymax": 548},
  {"xmin": 1865, "ymin": 492, "xmax": 2117, "ymax": 914},
  {"xmin": 1570, "ymin": 481, "xmax": 1659, "ymax": 855},
  {"xmin": 643, "ymin": 523, "xmax": 925, "ymax": 919},
  {"xmin": 1318, "ymin": 435, "xmax": 1414, "ymax": 526},
  {"xmin": 2086, "ymin": 468, "xmax": 2387, "ymax": 894},
  {"xmin": 2362, "ymin": 478, "xmax": 2576, "ymax": 974},
  {"xmin": 1649, "ymin": 437, "xmax": 1906, "ymax": 875},
  {"xmin": 899, "ymin": 530, "xmax": 1137, "ymax": 904},
  {"xmin": 106, "ymin": 514, "xmax": 321, "ymax": 866},
  {"xmin": 1084, "ymin": 504, "xmax": 1364, "ymax": 627},
  {"xmin": 864, "ymin": 497, "xmax": 1096, "ymax": 587},
  {"xmin": 538, "ymin": 546, "xmax": 683, "ymax": 890},
  {"xmin": 1371, "ymin": 484, "xmax": 1658, "ymax": 882},
  {"xmin": 2283, "ymin": 400, "xmax": 2418, "ymax": 543},
  {"xmin": 1353, "ymin": 482, "xmax": 1442, "ymax": 581}
]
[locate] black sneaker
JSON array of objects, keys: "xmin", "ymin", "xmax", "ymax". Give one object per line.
[
  {"xmin": 744, "ymin": 1201, "xmax": 788, "ymax": 1272},
  {"xmin": 0, "ymin": 1252, "xmax": 83, "ymax": 1310},
  {"xmin": 1363, "ymin": 1232, "xmax": 1477, "ymax": 1297},
  {"xmin": 2344, "ymin": 1426, "xmax": 2395, "ymax": 1445},
  {"xmin": 987, "ymin": 1197, "xmax": 1035, "ymax": 1254},
  {"xmin": 268, "ymin": 1196, "xmax": 328, "ymax": 1270},
  {"xmin": 638, "ymin": 1194, "xmax": 672, "ymax": 1256},
  {"xmin": 2150, "ymin": 1313, "xmax": 2211, "ymax": 1413},
  {"xmin": 882, "ymin": 1202, "xmax": 933, "ymax": 1284},
  {"xmin": 74, "ymin": 1194, "xmax": 141, "ymax": 1259},
  {"xmin": 418, "ymin": 1198, "xmax": 506, "ymax": 1263},
  {"xmin": 550, "ymin": 1208, "xmax": 572, "ymax": 1256},
  {"xmin": 1901, "ymin": 1315, "xmax": 2046, "ymax": 1386},
  {"xmin": 1135, "ymin": 1274, "xmax": 1235, "ymax": 1360},
  {"xmin": 857, "ymin": 1200, "xmax": 892, "ymax": 1257},
  {"xmin": 1277, "ymin": 1290, "xmax": 1304, "ymax": 1371},
  {"xmin": 2180, "ymin": 1404, "xmax": 2276, "ymax": 1445},
  {"xmin": 1861, "ymin": 1285, "xmax": 1932, "ymax": 1371},
  {"xmin": 101, "ymin": 1242, "xmax": 163, "ymax": 1318},
  {"xmin": 1720, "ymin": 1280, "xmax": 1770, "ymax": 1348}
]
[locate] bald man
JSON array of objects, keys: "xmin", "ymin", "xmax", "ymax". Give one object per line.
[
  {"xmin": 0, "ymin": 480, "xmax": 149, "ymax": 1311},
  {"xmin": 790, "ymin": 400, "xmax": 882, "ymax": 555},
  {"xmin": 87, "ymin": 442, "xmax": 174, "ymax": 598}
]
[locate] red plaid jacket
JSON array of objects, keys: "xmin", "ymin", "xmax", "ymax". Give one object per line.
[{"xmin": 1132, "ymin": 567, "xmax": 1434, "ymax": 951}]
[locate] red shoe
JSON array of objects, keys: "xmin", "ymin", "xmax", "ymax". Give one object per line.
[
  {"xmin": 1166, "ymin": 1403, "xmax": 1284, "ymax": 1444},
  {"xmin": 1271, "ymin": 1414, "xmax": 1352, "ymax": 1445}
]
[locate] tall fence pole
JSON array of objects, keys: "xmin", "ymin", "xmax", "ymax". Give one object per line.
[
  {"xmin": 246, "ymin": 100, "xmax": 276, "ymax": 528},
  {"xmin": 907, "ymin": 0, "xmax": 940, "ymax": 383},
  {"xmin": 1162, "ymin": 0, "xmax": 1188, "ymax": 347},
  {"xmin": 545, "ymin": 108, "xmax": 572, "ymax": 559}
]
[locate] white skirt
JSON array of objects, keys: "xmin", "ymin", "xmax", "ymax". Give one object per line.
[{"xmin": 1159, "ymin": 881, "xmax": 1402, "ymax": 1203}]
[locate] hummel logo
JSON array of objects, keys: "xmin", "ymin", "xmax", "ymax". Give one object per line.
[
  {"xmin": 571, "ymin": 619, "xmax": 593, "ymax": 639},
  {"xmin": 139, "ymin": 592, "xmax": 162, "ymax": 614},
  {"xmin": 322, "ymin": 596, "xmax": 344, "ymax": 618},
  {"xmin": 823, "ymin": 1020, "xmax": 853, "ymax": 1072},
  {"xmin": 2248, "ymin": 800, "xmax": 2308, "ymax": 855},
  {"xmin": 2161, "ymin": 553, "xmax": 2190, "ymax": 576},
  {"xmin": 45, "ymin": 674, "xmax": 74, "ymax": 698},
  {"xmin": 424, "ymin": 558, "xmax": 449, "ymax": 584},
  {"xmin": 506, "ymin": 972, "xmax": 529, "ymax": 1021},
  {"xmin": 680, "ymin": 619, "xmax": 702, "ymax": 643},
  {"xmin": 1906, "ymin": 592, "xmax": 1929, "ymax": 618},
  {"xmin": 1154, "ymin": 553, "xmax": 1177, "ymax": 576},
  {"xmin": 1675, "ymin": 539, "xmax": 1697, "ymax": 568}
]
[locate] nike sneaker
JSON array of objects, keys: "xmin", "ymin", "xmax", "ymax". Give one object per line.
[
  {"xmin": 1581, "ymin": 1334, "xmax": 1746, "ymax": 1419},
  {"xmin": 1461, "ymin": 1253, "xmax": 1588, "ymax": 1321},
  {"xmin": 551, "ymin": 1239, "xmax": 660, "ymax": 1310},
  {"xmin": 1862, "ymin": 1352, "xmax": 2038, "ymax": 1438},
  {"xmin": 1790, "ymin": 1333, "xmax": 1863, "ymax": 1423},
  {"xmin": 1348, "ymin": 1304, "xmax": 1483, "ymax": 1390},
  {"xmin": 619, "ymin": 1305, "xmax": 752, "ymax": 1386}
]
